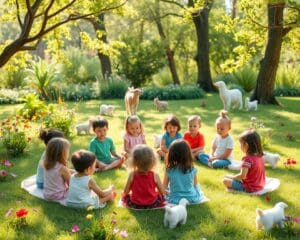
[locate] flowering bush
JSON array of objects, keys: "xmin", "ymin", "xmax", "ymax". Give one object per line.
[
  {"xmin": 249, "ymin": 117, "xmax": 272, "ymax": 148},
  {"xmin": 0, "ymin": 160, "xmax": 16, "ymax": 182},
  {"xmin": 0, "ymin": 116, "xmax": 32, "ymax": 156},
  {"xmin": 284, "ymin": 216, "xmax": 300, "ymax": 237},
  {"xmin": 6, "ymin": 208, "xmax": 29, "ymax": 230},
  {"xmin": 42, "ymin": 102, "xmax": 76, "ymax": 137},
  {"xmin": 284, "ymin": 158, "xmax": 297, "ymax": 170},
  {"xmin": 73, "ymin": 208, "xmax": 128, "ymax": 240}
]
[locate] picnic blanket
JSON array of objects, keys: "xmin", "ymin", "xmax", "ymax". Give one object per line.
[
  {"xmin": 228, "ymin": 160, "xmax": 242, "ymax": 171},
  {"xmin": 118, "ymin": 195, "xmax": 210, "ymax": 210},
  {"xmin": 227, "ymin": 177, "xmax": 280, "ymax": 195},
  {"xmin": 21, "ymin": 175, "xmax": 67, "ymax": 206}
]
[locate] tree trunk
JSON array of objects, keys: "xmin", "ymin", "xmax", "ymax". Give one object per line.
[
  {"xmin": 154, "ymin": 3, "xmax": 180, "ymax": 85},
  {"xmin": 91, "ymin": 13, "xmax": 112, "ymax": 80},
  {"xmin": 231, "ymin": 0, "xmax": 237, "ymax": 19},
  {"xmin": 189, "ymin": 0, "xmax": 214, "ymax": 92},
  {"xmin": 251, "ymin": 3, "xmax": 285, "ymax": 105}
]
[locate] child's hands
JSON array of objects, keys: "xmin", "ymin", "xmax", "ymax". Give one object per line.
[{"xmin": 109, "ymin": 184, "xmax": 115, "ymax": 191}]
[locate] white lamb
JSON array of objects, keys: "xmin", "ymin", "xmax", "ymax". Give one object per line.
[
  {"xmin": 100, "ymin": 104, "xmax": 115, "ymax": 116},
  {"xmin": 245, "ymin": 97, "xmax": 258, "ymax": 111},
  {"xmin": 154, "ymin": 97, "xmax": 168, "ymax": 111},
  {"xmin": 124, "ymin": 87, "xmax": 143, "ymax": 116},
  {"xmin": 214, "ymin": 81, "xmax": 243, "ymax": 110},
  {"xmin": 76, "ymin": 120, "xmax": 93, "ymax": 135}
]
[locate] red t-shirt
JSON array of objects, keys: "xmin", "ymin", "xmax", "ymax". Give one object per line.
[
  {"xmin": 241, "ymin": 155, "xmax": 265, "ymax": 192},
  {"xmin": 130, "ymin": 171, "xmax": 159, "ymax": 205},
  {"xmin": 183, "ymin": 132, "xmax": 205, "ymax": 149}
]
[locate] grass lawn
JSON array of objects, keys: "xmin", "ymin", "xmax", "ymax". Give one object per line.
[{"xmin": 0, "ymin": 94, "xmax": 299, "ymax": 240}]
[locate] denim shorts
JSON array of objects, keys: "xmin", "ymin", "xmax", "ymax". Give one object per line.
[
  {"xmin": 36, "ymin": 182, "xmax": 44, "ymax": 189},
  {"xmin": 231, "ymin": 180, "xmax": 245, "ymax": 192}
]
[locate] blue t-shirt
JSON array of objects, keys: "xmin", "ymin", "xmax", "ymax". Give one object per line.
[
  {"xmin": 162, "ymin": 132, "xmax": 182, "ymax": 149},
  {"xmin": 166, "ymin": 167, "xmax": 203, "ymax": 204},
  {"xmin": 89, "ymin": 137, "xmax": 115, "ymax": 164}
]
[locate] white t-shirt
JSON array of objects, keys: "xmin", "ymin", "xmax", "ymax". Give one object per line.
[{"xmin": 212, "ymin": 134, "xmax": 234, "ymax": 161}]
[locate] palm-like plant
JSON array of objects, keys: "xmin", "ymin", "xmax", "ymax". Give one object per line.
[{"xmin": 26, "ymin": 57, "xmax": 57, "ymax": 100}]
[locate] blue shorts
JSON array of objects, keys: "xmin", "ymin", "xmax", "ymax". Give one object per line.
[
  {"xmin": 231, "ymin": 180, "xmax": 245, "ymax": 192},
  {"xmin": 36, "ymin": 182, "xmax": 44, "ymax": 189}
]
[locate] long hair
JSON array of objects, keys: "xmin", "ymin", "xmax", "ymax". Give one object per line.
[
  {"xmin": 128, "ymin": 144, "xmax": 157, "ymax": 173},
  {"xmin": 44, "ymin": 137, "xmax": 70, "ymax": 170},
  {"xmin": 166, "ymin": 139, "xmax": 193, "ymax": 174},
  {"xmin": 71, "ymin": 150, "xmax": 96, "ymax": 173},
  {"xmin": 164, "ymin": 115, "xmax": 181, "ymax": 131},
  {"xmin": 239, "ymin": 129, "xmax": 263, "ymax": 156}
]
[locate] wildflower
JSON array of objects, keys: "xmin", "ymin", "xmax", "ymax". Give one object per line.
[
  {"xmin": 113, "ymin": 228, "xmax": 120, "ymax": 234},
  {"xmin": 5, "ymin": 208, "xmax": 13, "ymax": 217},
  {"xmin": 0, "ymin": 170, "xmax": 7, "ymax": 177},
  {"xmin": 111, "ymin": 219, "xmax": 117, "ymax": 224},
  {"xmin": 251, "ymin": 117, "xmax": 257, "ymax": 122},
  {"xmin": 293, "ymin": 217, "xmax": 300, "ymax": 223},
  {"xmin": 87, "ymin": 206, "xmax": 95, "ymax": 211},
  {"xmin": 72, "ymin": 225, "xmax": 80, "ymax": 233},
  {"xmin": 286, "ymin": 133, "xmax": 295, "ymax": 141},
  {"xmin": 120, "ymin": 230, "xmax": 128, "ymax": 238},
  {"xmin": 265, "ymin": 195, "xmax": 271, "ymax": 202},
  {"xmin": 16, "ymin": 208, "xmax": 28, "ymax": 218},
  {"xmin": 86, "ymin": 214, "xmax": 93, "ymax": 220},
  {"xmin": 2, "ymin": 160, "xmax": 13, "ymax": 167}
]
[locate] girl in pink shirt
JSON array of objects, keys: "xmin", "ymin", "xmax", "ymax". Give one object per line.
[
  {"xmin": 123, "ymin": 115, "xmax": 146, "ymax": 158},
  {"xmin": 223, "ymin": 129, "xmax": 265, "ymax": 192}
]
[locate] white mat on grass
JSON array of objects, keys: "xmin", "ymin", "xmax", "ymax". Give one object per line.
[
  {"xmin": 118, "ymin": 195, "xmax": 210, "ymax": 210},
  {"xmin": 228, "ymin": 160, "xmax": 242, "ymax": 171},
  {"xmin": 227, "ymin": 177, "xmax": 280, "ymax": 196},
  {"xmin": 21, "ymin": 175, "xmax": 67, "ymax": 206}
]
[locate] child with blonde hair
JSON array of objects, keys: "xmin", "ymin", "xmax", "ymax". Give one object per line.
[
  {"xmin": 66, "ymin": 150, "xmax": 116, "ymax": 209},
  {"xmin": 122, "ymin": 144, "xmax": 166, "ymax": 209},
  {"xmin": 43, "ymin": 137, "xmax": 71, "ymax": 201},
  {"xmin": 163, "ymin": 139, "xmax": 204, "ymax": 204},
  {"xmin": 123, "ymin": 115, "xmax": 146, "ymax": 158},
  {"xmin": 36, "ymin": 128, "xmax": 65, "ymax": 189},
  {"xmin": 183, "ymin": 115, "xmax": 205, "ymax": 159},
  {"xmin": 223, "ymin": 130, "xmax": 265, "ymax": 192},
  {"xmin": 157, "ymin": 114, "xmax": 182, "ymax": 160},
  {"xmin": 199, "ymin": 110, "xmax": 234, "ymax": 168}
]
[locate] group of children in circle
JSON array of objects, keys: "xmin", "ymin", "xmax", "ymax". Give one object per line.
[{"xmin": 35, "ymin": 110, "xmax": 265, "ymax": 209}]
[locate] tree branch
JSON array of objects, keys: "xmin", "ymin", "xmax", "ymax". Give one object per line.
[
  {"xmin": 160, "ymin": 12, "xmax": 183, "ymax": 18},
  {"xmin": 15, "ymin": 0, "xmax": 23, "ymax": 28},
  {"xmin": 161, "ymin": 0, "xmax": 186, "ymax": 10}
]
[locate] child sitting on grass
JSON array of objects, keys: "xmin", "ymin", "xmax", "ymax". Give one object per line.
[
  {"xmin": 66, "ymin": 150, "xmax": 116, "ymax": 209},
  {"xmin": 89, "ymin": 118, "xmax": 125, "ymax": 171},
  {"xmin": 223, "ymin": 129, "xmax": 266, "ymax": 193}
]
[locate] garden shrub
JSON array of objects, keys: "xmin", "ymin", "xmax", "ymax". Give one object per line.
[
  {"xmin": 17, "ymin": 93, "xmax": 48, "ymax": 120},
  {"xmin": 60, "ymin": 83, "xmax": 98, "ymax": 101},
  {"xmin": 42, "ymin": 103, "xmax": 76, "ymax": 137},
  {"xmin": 232, "ymin": 65, "xmax": 257, "ymax": 92},
  {"xmin": 274, "ymin": 87, "xmax": 300, "ymax": 97},
  {"xmin": 274, "ymin": 67, "xmax": 300, "ymax": 96},
  {"xmin": 140, "ymin": 85, "xmax": 205, "ymax": 100},
  {"xmin": 99, "ymin": 76, "xmax": 129, "ymax": 99}
]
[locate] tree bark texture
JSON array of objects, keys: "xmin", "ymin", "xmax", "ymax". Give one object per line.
[
  {"xmin": 91, "ymin": 13, "xmax": 112, "ymax": 80},
  {"xmin": 251, "ymin": 3, "xmax": 285, "ymax": 105},
  {"xmin": 189, "ymin": 0, "xmax": 214, "ymax": 92}
]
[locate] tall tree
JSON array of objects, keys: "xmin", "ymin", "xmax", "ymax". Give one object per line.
[
  {"xmin": 250, "ymin": 1, "xmax": 298, "ymax": 104},
  {"xmin": 0, "ymin": 0, "xmax": 127, "ymax": 68}
]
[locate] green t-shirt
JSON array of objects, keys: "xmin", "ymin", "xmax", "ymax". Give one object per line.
[{"xmin": 89, "ymin": 137, "xmax": 115, "ymax": 164}]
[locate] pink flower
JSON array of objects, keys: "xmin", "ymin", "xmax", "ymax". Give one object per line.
[
  {"xmin": 0, "ymin": 170, "xmax": 7, "ymax": 176},
  {"xmin": 293, "ymin": 217, "xmax": 300, "ymax": 223},
  {"xmin": 1, "ymin": 160, "xmax": 13, "ymax": 167},
  {"xmin": 5, "ymin": 208, "xmax": 13, "ymax": 217},
  {"xmin": 72, "ymin": 225, "xmax": 80, "ymax": 233},
  {"xmin": 111, "ymin": 219, "xmax": 117, "ymax": 224},
  {"xmin": 120, "ymin": 230, "xmax": 128, "ymax": 238}
]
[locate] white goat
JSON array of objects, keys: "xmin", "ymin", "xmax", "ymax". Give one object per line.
[
  {"xmin": 124, "ymin": 87, "xmax": 143, "ymax": 115},
  {"xmin": 214, "ymin": 81, "xmax": 243, "ymax": 110},
  {"xmin": 154, "ymin": 97, "xmax": 168, "ymax": 111},
  {"xmin": 100, "ymin": 104, "xmax": 115, "ymax": 116},
  {"xmin": 245, "ymin": 97, "xmax": 258, "ymax": 111}
]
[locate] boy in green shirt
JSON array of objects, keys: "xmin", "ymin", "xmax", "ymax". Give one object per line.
[{"xmin": 89, "ymin": 118, "xmax": 124, "ymax": 171}]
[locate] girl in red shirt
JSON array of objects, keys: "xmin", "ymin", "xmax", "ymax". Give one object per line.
[
  {"xmin": 223, "ymin": 129, "xmax": 265, "ymax": 192},
  {"xmin": 122, "ymin": 144, "xmax": 166, "ymax": 209}
]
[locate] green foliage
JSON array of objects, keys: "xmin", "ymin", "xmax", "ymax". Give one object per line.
[
  {"xmin": 140, "ymin": 85, "xmax": 205, "ymax": 100},
  {"xmin": 60, "ymin": 83, "xmax": 98, "ymax": 101},
  {"xmin": 17, "ymin": 93, "xmax": 48, "ymax": 120},
  {"xmin": 232, "ymin": 65, "xmax": 257, "ymax": 92},
  {"xmin": 0, "ymin": 116, "xmax": 31, "ymax": 156},
  {"xmin": 60, "ymin": 47, "xmax": 101, "ymax": 84},
  {"xmin": 274, "ymin": 66, "xmax": 300, "ymax": 96},
  {"xmin": 42, "ymin": 103, "xmax": 76, "ymax": 137},
  {"xmin": 117, "ymin": 37, "xmax": 165, "ymax": 87},
  {"xmin": 274, "ymin": 87, "xmax": 300, "ymax": 96},
  {"xmin": 25, "ymin": 57, "xmax": 58, "ymax": 100},
  {"xmin": 0, "ymin": 89, "xmax": 35, "ymax": 104},
  {"xmin": 3, "ymin": 68, "xmax": 27, "ymax": 89},
  {"xmin": 99, "ymin": 76, "xmax": 129, "ymax": 99}
]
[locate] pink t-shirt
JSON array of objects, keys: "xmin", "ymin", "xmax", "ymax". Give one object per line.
[
  {"xmin": 241, "ymin": 155, "xmax": 265, "ymax": 192},
  {"xmin": 124, "ymin": 133, "xmax": 145, "ymax": 152},
  {"xmin": 43, "ymin": 162, "xmax": 68, "ymax": 200}
]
